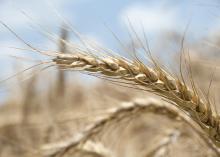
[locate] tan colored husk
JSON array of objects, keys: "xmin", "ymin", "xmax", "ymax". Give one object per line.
[
  {"xmin": 42, "ymin": 99, "xmax": 219, "ymax": 157},
  {"xmin": 52, "ymin": 51, "xmax": 220, "ymax": 147}
]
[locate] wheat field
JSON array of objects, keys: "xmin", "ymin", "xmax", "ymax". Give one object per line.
[{"xmin": 1, "ymin": 2, "xmax": 220, "ymax": 157}]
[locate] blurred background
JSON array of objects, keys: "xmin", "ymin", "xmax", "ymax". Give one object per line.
[
  {"xmin": 1, "ymin": 0, "xmax": 220, "ymax": 100},
  {"xmin": 1, "ymin": 0, "xmax": 220, "ymax": 102},
  {"xmin": 1, "ymin": 0, "xmax": 220, "ymax": 156}
]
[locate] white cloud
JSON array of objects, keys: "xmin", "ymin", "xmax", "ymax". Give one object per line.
[{"xmin": 120, "ymin": 4, "xmax": 179, "ymax": 33}]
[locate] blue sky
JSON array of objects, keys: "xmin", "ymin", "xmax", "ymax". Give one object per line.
[
  {"xmin": 0, "ymin": 0, "xmax": 220, "ymax": 101},
  {"xmin": 1, "ymin": 0, "xmax": 220, "ymax": 49},
  {"xmin": 1, "ymin": 0, "xmax": 220, "ymax": 45}
]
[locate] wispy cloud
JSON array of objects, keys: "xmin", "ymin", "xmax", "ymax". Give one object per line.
[{"xmin": 119, "ymin": 3, "xmax": 179, "ymax": 33}]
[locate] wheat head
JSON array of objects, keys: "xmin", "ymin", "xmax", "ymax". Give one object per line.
[{"xmin": 50, "ymin": 50, "xmax": 220, "ymax": 147}]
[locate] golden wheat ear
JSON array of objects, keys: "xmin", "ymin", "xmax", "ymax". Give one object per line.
[{"xmin": 47, "ymin": 34, "xmax": 220, "ymax": 148}]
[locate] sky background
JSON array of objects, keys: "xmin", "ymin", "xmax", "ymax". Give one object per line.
[{"xmin": 0, "ymin": 0, "xmax": 220, "ymax": 102}]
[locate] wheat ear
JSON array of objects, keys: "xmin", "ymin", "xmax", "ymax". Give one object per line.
[
  {"xmin": 51, "ymin": 51, "xmax": 220, "ymax": 146},
  {"xmin": 42, "ymin": 99, "xmax": 219, "ymax": 157}
]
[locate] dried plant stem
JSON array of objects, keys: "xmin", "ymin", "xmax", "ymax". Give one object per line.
[
  {"xmin": 56, "ymin": 25, "xmax": 69, "ymax": 95},
  {"xmin": 41, "ymin": 99, "xmax": 219, "ymax": 157},
  {"xmin": 52, "ymin": 52, "xmax": 220, "ymax": 147}
]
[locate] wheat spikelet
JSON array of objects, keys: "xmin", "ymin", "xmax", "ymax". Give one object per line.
[
  {"xmin": 50, "ymin": 49, "xmax": 220, "ymax": 147},
  {"xmin": 42, "ymin": 99, "xmax": 219, "ymax": 157}
]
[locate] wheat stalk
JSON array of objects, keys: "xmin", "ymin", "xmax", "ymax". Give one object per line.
[
  {"xmin": 42, "ymin": 99, "xmax": 219, "ymax": 157},
  {"xmin": 50, "ymin": 49, "xmax": 220, "ymax": 147}
]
